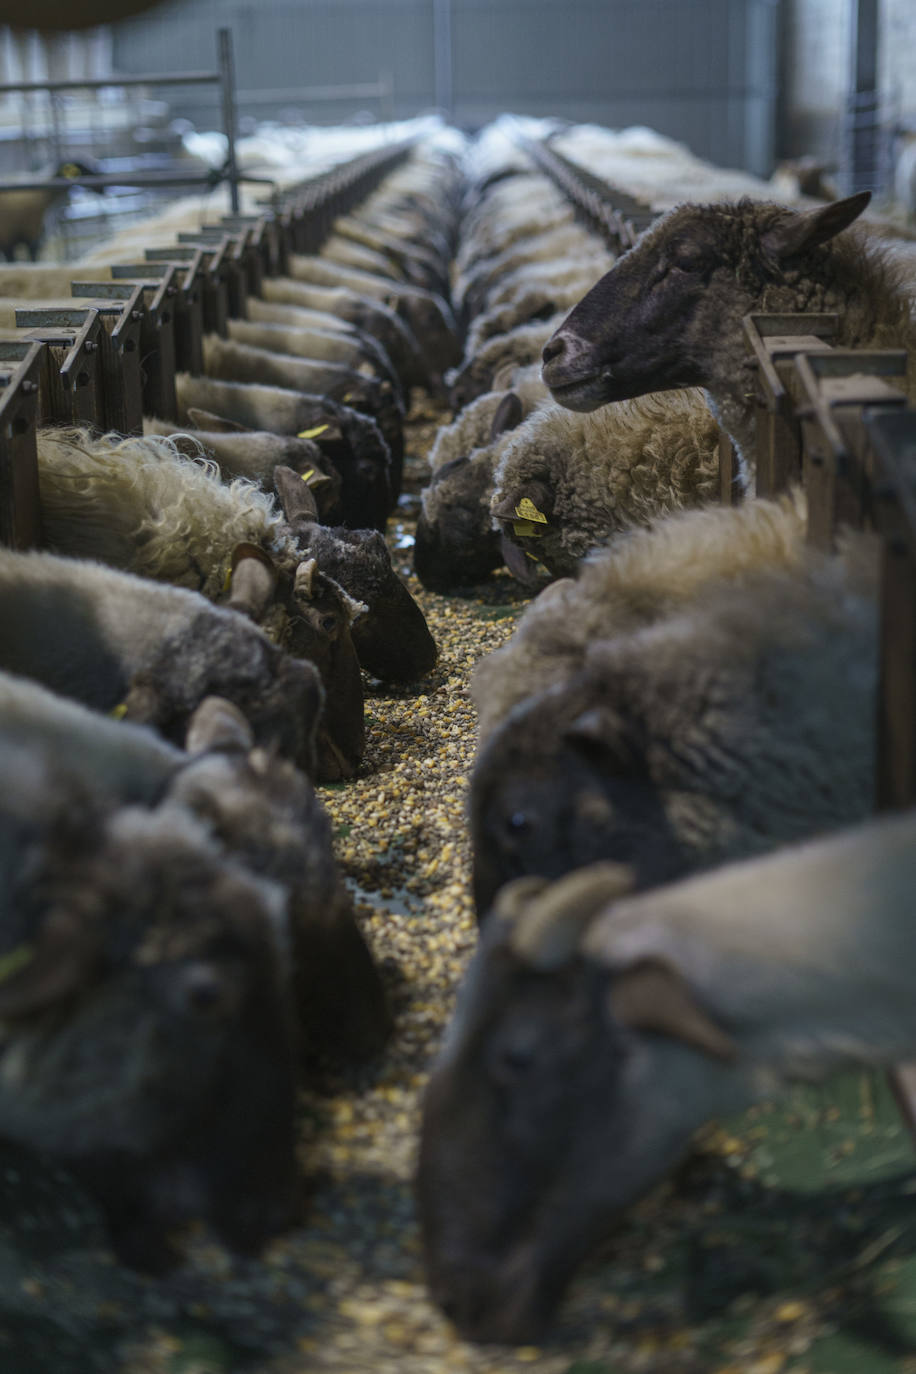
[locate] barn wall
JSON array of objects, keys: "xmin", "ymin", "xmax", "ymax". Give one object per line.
[{"xmin": 110, "ymin": 0, "xmax": 781, "ymax": 176}]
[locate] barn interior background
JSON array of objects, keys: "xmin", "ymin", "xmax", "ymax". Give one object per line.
[{"xmin": 0, "ymin": 2, "xmax": 915, "ymax": 1373}]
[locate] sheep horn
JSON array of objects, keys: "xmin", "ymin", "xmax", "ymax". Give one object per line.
[
  {"xmin": 185, "ymin": 695, "xmax": 254, "ymax": 755},
  {"xmin": 511, "ymin": 862, "xmax": 636, "ymax": 970},
  {"xmin": 226, "ymin": 542, "xmax": 277, "ymax": 623},
  {"xmin": 294, "ymin": 557, "xmax": 318, "ymax": 602},
  {"xmin": 490, "ymin": 875, "xmax": 551, "ymax": 925}
]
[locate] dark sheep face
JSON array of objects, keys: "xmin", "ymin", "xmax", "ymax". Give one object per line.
[
  {"xmin": 1, "ymin": 808, "xmax": 299, "ymax": 1271},
  {"xmin": 418, "ymin": 934, "xmax": 705, "ymax": 1344},
  {"xmin": 470, "ymin": 700, "xmax": 686, "ymax": 916},
  {"xmin": 541, "ymin": 193, "xmax": 871, "ymax": 412},
  {"xmin": 414, "ymin": 456, "xmax": 503, "ymax": 593}
]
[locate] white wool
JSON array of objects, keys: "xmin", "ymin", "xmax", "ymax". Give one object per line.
[{"xmin": 37, "ymin": 426, "xmax": 297, "ymax": 601}]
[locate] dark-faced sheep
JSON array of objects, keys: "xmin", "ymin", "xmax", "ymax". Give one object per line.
[
  {"xmin": 174, "ymin": 373, "xmax": 393, "ymax": 531},
  {"xmin": 0, "ymin": 732, "xmax": 299, "ymax": 1271},
  {"xmin": 34, "ymin": 427, "xmax": 365, "ymax": 781},
  {"xmin": 542, "ymin": 192, "xmax": 916, "ymax": 463},
  {"xmin": 419, "ymin": 813, "xmax": 916, "ymax": 1342},
  {"xmin": 0, "ymin": 547, "xmax": 324, "ymax": 774},
  {"xmin": 470, "ymin": 512, "xmax": 877, "ymax": 912}
]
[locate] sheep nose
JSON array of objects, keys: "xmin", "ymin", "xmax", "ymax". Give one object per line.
[{"xmin": 542, "ymin": 334, "xmax": 568, "ymax": 365}]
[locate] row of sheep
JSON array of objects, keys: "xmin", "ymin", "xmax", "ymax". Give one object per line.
[
  {"xmin": 0, "ymin": 138, "xmax": 467, "ymax": 1268},
  {"xmin": 412, "ymin": 137, "xmax": 916, "ymax": 1340}
]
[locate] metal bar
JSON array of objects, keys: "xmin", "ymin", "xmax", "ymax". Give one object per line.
[
  {"xmin": 0, "ymin": 340, "xmax": 43, "ymax": 551},
  {"xmin": 0, "ymin": 172, "xmax": 234, "ymax": 193},
  {"xmin": 0, "ymin": 72, "xmax": 222, "ymax": 95},
  {"xmin": 217, "ymin": 27, "xmax": 241, "ymax": 215}
]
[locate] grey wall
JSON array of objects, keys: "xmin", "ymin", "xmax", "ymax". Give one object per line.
[{"xmin": 111, "ymin": 0, "xmax": 781, "ymax": 175}]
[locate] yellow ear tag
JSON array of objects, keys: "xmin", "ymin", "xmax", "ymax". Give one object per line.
[
  {"xmin": 298, "ymin": 424, "xmax": 329, "ymax": 440},
  {"xmin": 60, "ymin": 163, "xmax": 81, "ymax": 179},
  {"xmin": 222, "ymin": 565, "xmax": 233, "ymax": 594},
  {"xmin": 342, "ymin": 392, "xmax": 355, "ymax": 403},
  {"xmin": 0, "ymin": 943, "xmax": 34, "ymax": 984},
  {"xmin": 515, "ymin": 497, "xmax": 548, "ymax": 524},
  {"xmin": 512, "ymin": 518, "xmax": 546, "ymax": 538},
  {"xmin": 301, "ymin": 469, "xmax": 315, "ymax": 483},
  {"xmin": 109, "ymin": 702, "xmax": 129, "ymax": 720}
]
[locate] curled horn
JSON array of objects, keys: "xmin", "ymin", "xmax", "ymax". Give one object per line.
[
  {"xmin": 510, "ymin": 862, "xmax": 636, "ymax": 970},
  {"xmin": 227, "ymin": 542, "xmax": 277, "ymax": 623}
]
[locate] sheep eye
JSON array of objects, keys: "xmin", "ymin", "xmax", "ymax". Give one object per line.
[
  {"xmin": 321, "ymin": 615, "xmax": 338, "ymax": 634},
  {"xmin": 506, "ymin": 810, "xmax": 530, "ymax": 835},
  {"xmin": 181, "ymin": 963, "xmax": 229, "ymax": 1016}
]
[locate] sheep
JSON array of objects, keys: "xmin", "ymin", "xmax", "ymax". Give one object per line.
[
  {"xmin": 469, "ymin": 517, "xmax": 877, "ymax": 911},
  {"xmin": 143, "ymin": 412, "xmax": 345, "ymax": 523},
  {"xmin": 542, "ymin": 191, "xmax": 916, "ymax": 467},
  {"xmin": 0, "ymin": 160, "xmax": 97, "ymax": 261},
  {"xmin": 418, "ymin": 813, "xmax": 916, "ymax": 1342},
  {"xmin": 34, "ymin": 427, "xmax": 366, "ymax": 781},
  {"xmin": 473, "ymin": 491, "xmax": 811, "ymax": 743},
  {"xmin": 0, "ymin": 674, "xmax": 391, "ymax": 1070},
  {"xmin": 174, "ymin": 373, "xmax": 394, "ymax": 531},
  {"xmin": 455, "ymin": 223, "xmax": 613, "ymax": 323},
  {"xmin": 283, "ymin": 256, "xmax": 461, "ymax": 380},
  {"xmin": 272, "ymin": 466, "xmax": 437, "ymax": 683},
  {"xmin": 414, "ymin": 369, "xmax": 548, "ymax": 591},
  {"xmin": 463, "ymin": 274, "xmax": 613, "ymax": 359},
  {"xmin": 0, "ymin": 727, "xmax": 299, "ymax": 1270},
  {"xmin": 226, "ymin": 316, "xmax": 402, "ymax": 396},
  {"xmin": 0, "ymin": 546, "xmax": 324, "ymax": 774},
  {"xmin": 446, "ymin": 315, "xmax": 567, "ymax": 413},
  {"xmin": 489, "ymin": 387, "xmax": 722, "ymax": 580},
  {"xmin": 254, "ymin": 282, "xmax": 428, "ymax": 392},
  {"xmin": 200, "ymin": 333, "xmax": 405, "ymax": 498}
]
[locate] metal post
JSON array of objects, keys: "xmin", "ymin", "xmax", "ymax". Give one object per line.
[
  {"xmin": 217, "ymin": 27, "xmax": 240, "ymax": 215},
  {"xmin": 847, "ymin": 0, "xmax": 881, "ymax": 195}
]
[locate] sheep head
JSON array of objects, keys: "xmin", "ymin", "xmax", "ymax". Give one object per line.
[
  {"xmin": 541, "ymin": 193, "xmax": 871, "ymax": 445},
  {"xmin": 417, "ymin": 863, "xmax": 739, "ymax": 1344}
]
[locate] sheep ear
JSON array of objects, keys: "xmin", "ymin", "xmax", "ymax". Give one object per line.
[
  {"xmin": 498, "ymin": 532, "xmax": 542, "ymax": 585},
  {"xmin": 609, "ymin": 957, "xmax": 737, "ymax": 1062},
  {"xmin": 491, "ymin": 483, "xmax": 551, "ymax": 526},
  {"xmin": 185, "ymin": 695, "xmax": 254, "ymax": 755},
  {"xmin": 187, "ymin": 407, "xmax": 251, "ymax": 434},
  {"xmin": 0, "ymin": 912, "xmax": 98, "ymax": 1020},
  {"xmin": 121, "ymin": 680, "xmax": 162, "ymax": 726},
  {"xmin": 274, "ymin": 464, "xmax": 319, "ymax": 525},
  {"xmin": 564, "ymin": 707, "xmax": 645, "ymax": 776},
  {"xmin": 761, "ymin": 191, "xmax": 871, "ymax": 262},
  {"xmin": 489, "ymin": 392, "xmax": 524, "ymax": 441}
]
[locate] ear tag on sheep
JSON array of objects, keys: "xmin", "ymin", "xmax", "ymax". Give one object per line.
[
  {"xmin": 515, "ymin": 497, "xmax": 548, "ymax": 524},
  {"xmin": 109, "ymin": 702, "xmax": 129, "ymax": 720},
  {"xmin": 298, "ymin": 424, "xmax": 329, "ymax": 440},
  {"xmin": 222, "ymin": 566, "xmax": 233, "ymax": 594},
  {"xmin": 512, "ymin": 518, "xmax": 546, "ymax": 538},
  {"xmin": 0, "ymin": 944, "xmax": 35, "ymax": 985},
  {"xmin": 301, "ymin": 469, "xmax": 315, "ymax": 483},
  {"xmin": 342, "ymin": 392, "xmax": 355, "ymax": 403}
]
